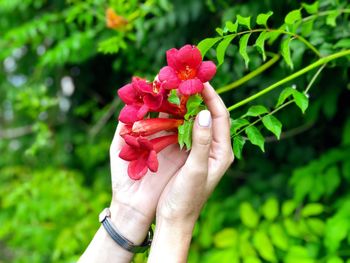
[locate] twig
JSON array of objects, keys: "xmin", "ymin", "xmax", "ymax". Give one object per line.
[
  {"xmin": 264, "ymin": 121, "xmax": 315, "ymax": 142},
  {"xmin": 0, "ymin": 125, "xmax": 33, "ymax": 139}
]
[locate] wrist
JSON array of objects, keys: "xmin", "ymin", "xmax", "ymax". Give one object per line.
[{"xmin": 109, "ymin": 200, "xmax": 152, "ymax": 245}]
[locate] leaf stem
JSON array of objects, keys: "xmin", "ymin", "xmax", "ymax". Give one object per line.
[
  {"xmin": 227, "ymin": 49, "xmax": 350, "ymax": 112},
  {"xmin": 302, "ymin": 8, "xmax": 350, "ymax": 22},
  {"xmin": 223, "ymin": 28, "xmax": 321, "ymax": 57},
  {"xmin": 216, "ymin": 53, "xmax": 280, "ymax": 94}
]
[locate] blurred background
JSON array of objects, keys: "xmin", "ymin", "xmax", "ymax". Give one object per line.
[{"xmin": 1, "ymin": 0, "xmax": 350, "ymax": 262}]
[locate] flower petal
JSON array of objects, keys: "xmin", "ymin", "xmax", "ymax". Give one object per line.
[
  {"xmin": 178, "ymin": 79, "xmax": 204, "ymax": 95},
  {"xmin": 119, "ymin": 124, "xmax": 133, "ymax": 138},
  {"xmin": 118, "ymin": 83, "xmax": 138, "ymax": 104},
  {"xmin": 166, "ymin": 48, "xmax": 181, "ymax": 70},
  {"xmin": 197, "ymin": 61, "xmax": 217, "ymax": 83},
  {"xmin": 133, "ymin": 77, "xmax": 153, "ymax": 94},
  {"xmin": 158, "ymin": 66, "xmax": 181, "ymax": 89},
  {"xmin": 144, "ymin": 94, "xmax": 163, "ymax": 110},
  {"xmin": 178, "ymin": 45, "xmax": 202, "ymax": 69},
  {"xmin": 138, "ymin": 137, "xmax": 154, "ymax": 150},
  {"xmin": 147, "ymin": 150, "xmax": 159, "ymax": 172},
  {"xmin": 137, "ymin": 104, "xmax": 149, "ymax": 119},
  {"xmin": 124, "ymin": 134, "xmax": 140, "ymax": 147},
  {"xmin": 119, "ymin": 105, "xmax": 141, "ymax": 124},
  {"xmin": 128, "ymin": 158, "xmax": 148, "ymax": 180},
  {"xmin": 119, "ymin": 145, "xmax": 139, "ymax": 161}
]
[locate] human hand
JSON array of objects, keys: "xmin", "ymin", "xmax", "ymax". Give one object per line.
[{"xmin": 148, "ymin": 82, "xmax": 234, "ymax": 262}]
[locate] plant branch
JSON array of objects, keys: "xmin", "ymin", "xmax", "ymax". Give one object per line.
[
  {"xmin": 264, "ymin": 121, "xmax": 315, "ymax": 142},
  {"xmin": 216, "ymin": 53, "xmax": 280, "ymax": 94},
  {"xmin": 227, "ymin": 49, "xmax": 350, "ymax": 112},
  {"xmin": 0, "ymin": 125, "xmax": 33, "ymax": 139},
  {"xmin": 302, "ymin": 8, "xmax": 350, "ymax": 22}
]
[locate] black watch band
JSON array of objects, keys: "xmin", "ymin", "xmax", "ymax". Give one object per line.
[{"xmin": 99, "ymin": 208, "xmax": 153, "ymax": 253}]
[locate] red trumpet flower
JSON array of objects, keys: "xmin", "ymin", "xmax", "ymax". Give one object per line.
[
  {"xmin": 119, "ymin": 134, "xmax": 178, "ymax": 180},
  {"xmin": 120, "ymin": 118, "xmax": 183, "ymax": 137},
  {"xmin": 158, "ymin": 45, "xmax": 216, "ymax": 95},
  {"xmin": 118, "ymin": 77, "xmax": 165, "ymax": 124}
]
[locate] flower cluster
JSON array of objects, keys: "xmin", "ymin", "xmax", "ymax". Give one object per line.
[{"xmin": 117, "ymin": 45, "xmax": 216, "ymax": 180}]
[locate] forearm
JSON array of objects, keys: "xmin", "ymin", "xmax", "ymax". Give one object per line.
[
  {"xmin": 148, "ymin": 218, "xmax": 195, "ymax": 263},
  {"xmin": 79, "ymin": 202, "xmax": 151, "ymax": 263}
]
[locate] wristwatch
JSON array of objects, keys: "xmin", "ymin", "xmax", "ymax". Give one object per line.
[{"xmin": 99, "ymin": 208, "xmax": 153, "ymax": 253}]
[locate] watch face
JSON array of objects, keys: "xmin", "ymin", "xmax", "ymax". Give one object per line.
[{"xmin": 99, "ymin": 208, "xmax": 111, "ymax": 222}]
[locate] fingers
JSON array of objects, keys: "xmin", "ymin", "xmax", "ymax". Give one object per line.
[
  {"xmin": 183, "ymin": 110, "xmax": 212, "ymax": 176},
  {"xmin": 110, "ymin": 122, "xmax": 126, "ymax": 155}
]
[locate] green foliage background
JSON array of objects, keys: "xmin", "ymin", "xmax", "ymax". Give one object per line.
[{"xmin": 0, "ymin": 0, "xmax": 350, "ymax": 262}]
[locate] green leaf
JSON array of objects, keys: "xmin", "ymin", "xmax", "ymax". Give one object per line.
[
  {"xmin": 307, "ymin": 218, "xmax": 325, "ymax": 236},
  {"xmin": 239, "ymin": 33, "xmax": 251, "ymax": 68},
  {"xmin": 237, "ymin": 15, "xmax": 251, "ymax": 29},
  {"xmin": 216, "ymin": 35, "xmax": 235, "ymax": 66},
  {"xmin": 225, "ymin": 20, "xmax": 238, "ymax": 33},
  {"xmin": 301, "ymin": 18, "xmax": 315, "ymax": 36},
  {"xmin": 255, "ymin": 31, "xmax": 270, "ymax": 61},
  {"xmin": 326, "ymin": 10, "xmax": 339, "ymax": 27},
  {"xmin": 253, "ymin": 230, "xmax": 277, "ymax": 262},
  {"xmin": 293, "ymin": 90, "xmax": 309, "ymax": 113},
  {"xmin": 324, "ymin": 165, "xmax": 340, "ymax": 196},
  {"xmin": 213, "ymin": 228, "xmax": 238, "ymax": 248},
  {"xmin": 334, "ymin": 39, "xmax": 350, "ymax": 49},
  {"xmin": 276, "ymin": 87, "xmax": 295, "ymax": 107},
  {"xmin": 244, "ymin": 105, "xmax": 268, "ymax": 117},
  {"xmin": 184, "ymin": 94, "xmax": 204, "ymax": 120},
  {"xmin": 244, "ymin": 257, "xmax": 262, "ymax": 263},
  {"xmin": 262, "ymin": 197, "xmax": 279, "ymax": 221},
  {"xmin": 240, "ymin": 202, "xmax": 259, "ymax": 228},
  {"xmin": 269, "ymin": 223, "xmax": 288, "ymax": 251},
  {"xmin": 215, "ymin": 27, "xmax": 224, "ymax": 36},
  {"xmin": 262, "ymin": 115, "xmax": 282, "ymax": 139},
  {"xmin": 301, "ymin": 203, "xmax": 324, "ymax": 217},
  {"xmin": 233, "ymin": 135, "xmax": 246, "ymax": 160},
  {"xmin": 197, "ymin": 37, "xmax": 222, "ymax": 58},
  {"xmin": 283, "ymin": 218, "xmax": 300, "ymax": 238},
  {"xmin": 256, "ymin": 11, "xmax": 273, "ymax": 27},
  {"xmin": 281, "ymin": 37, "xmax": 294, "ymax": 69},
  {"xmin": 284, "ymin": 9, "xmax": 302, "ymax": 25},
  {"xmin": 282, "ymin": 200, "xmax": 296, "ymax": 217},
  {"xmin": 167, "ymin": 89, "xmax": 180, "ymax": 105},
  {"xmin": 178, "ymin": 119, "xmax": 194, "ymax": 150},
  {"xmin": 245, "ymin": 126, "xmax": 265, "ymax": 152},
  {"xmin": 230, "ymin": 118, "xmax": 250, "ymax": 135},
  {"xmin": 302, "ymin": 1, "xmax": 319, "ymax": 15}
]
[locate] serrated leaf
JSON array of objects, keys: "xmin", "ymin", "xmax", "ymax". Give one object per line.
[
  {"xmin": 197, "ymin": 37, "xmax": 222, "ymax": 58},
  {"xmin": 225, "ymin": 20, "xmax": 238, "ymax": 33},
  {"xmin": 184, "ymin": 94, "xmax": 203, "ymax": 120},
  {"xmin": 292, "ymin": 90, "xmax": 309, "ymax": 113},
  {"xmin": 237, "ymin": 15, "xmax": 251, "ymax": 29},
  {"xmin": 262, "ymin": 115, "xmax": 282, "ymax": 139},
  {"xmin": 301, "ymin": 203, "xmax": 324, "ymax": 217},
  {"xmin": 233, "ymin": 135, "xmax": 245, "ymax": 159},
  {"xmin": 255, "ymin": 31, "xmax": 270, "ymax": 61},
  {"xmin": 217, "ymin": 35, "xmax": 235, "ymax": 66},
  {"xmin": 262, "ymin": 198, "xmax": 279, "ymax": 221},
  {"xmin": 281, "ymin": 37, "xmax": 294, "ymax": 69},
  {"xmin": 284, "ymin": 9, "xmax": 302, "ymax": 25},
  {"xmin": 178, "ymin": 119, "xmax": 194, "ymax": 150},
  {"xmin": 256, "ymin": 11, "xmax": 273, "ymax": 28},
  {"xmin": 239, "ymin": 33, "xmax": 251, "ymax": 68},
  {"xmin": 240, "ymin": 202, "xmax": 259, "ymax": 228},
  {"xmin": 276, "ymin": 87, "xmax": 295, "ymax": 107},
  {"xmin": 302, "ymin": 1, "xmax": 319, "ymax": 14},
  {"xmin": 326, "ymin": 10, "xmax": 339, "ymax": 27},
  {"xmin": 269, "ymin": 223, "xmax": 288, "ymax": 251},
  {"xmin": 168, "ymin": 89, "xmax": 180, "ymax": 105},
  {"xmin": 282, "ymin": 200, "xmax": 296, "ymax": 216},
  {"xmin": 253, "ymin": 231, "xmax": 277, "ymax": 262},
  {"xmin": 230, "ymin": 118, "xmax": 250, "ymax": 135},
  {"xmin": 246, "ymin": 126, "xmax": 265, "ymax": 152},
  {"xmin": 244, "ymin": 105, "xmax": 268, "ymax": 117}
]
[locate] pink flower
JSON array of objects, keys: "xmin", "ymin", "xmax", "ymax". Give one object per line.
[
  {"xmin": 119, "ymin": 134, "xmax": 178, "ymax": 180},
  {"xmin": 158, "ymin": 45, "xmax": 216, "ymax": 95},
  {"xmin": 118, "ymin": 77, "xmax": 165, "ymax": 124}
]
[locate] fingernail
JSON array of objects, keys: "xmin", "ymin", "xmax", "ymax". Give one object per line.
[{"xmin": 198, "ymin": 110, "xmax": 211, "ymax": 127}]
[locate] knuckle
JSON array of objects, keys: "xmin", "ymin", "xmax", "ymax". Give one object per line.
[{"xmin": 194, "ymin": 131, "xmax": 212, "ymax": 146}]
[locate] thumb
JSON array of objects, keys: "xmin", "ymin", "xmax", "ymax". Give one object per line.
[{"xmin": 185, "ymin": 110, "xmax": 212, "ymax": 172}]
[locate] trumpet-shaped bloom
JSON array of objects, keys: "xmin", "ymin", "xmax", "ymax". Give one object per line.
[
  {"xmin": 158, "ymin": 45, "xmax": 216, "ymax": 95},
  {"xmin": 119, "ymin": 134, "xmax": 178, "ymax": 180},
  {"xmin": 118, "ymin": 77, "xmax": 165, "ymax": 124}
]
